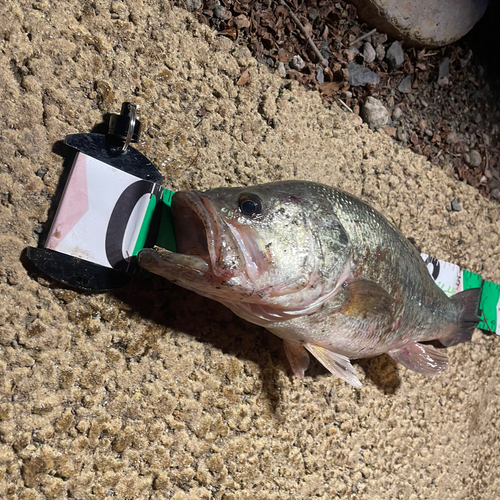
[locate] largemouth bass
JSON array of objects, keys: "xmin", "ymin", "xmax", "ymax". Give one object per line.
[{"xmin": 138, "ymin": 181, "xmax": 480, "ymax": 386}]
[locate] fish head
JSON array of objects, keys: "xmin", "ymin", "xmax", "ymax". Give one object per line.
[{"xmin": 139, "ymin": 181, "xmax": 351, "ymax": 312}]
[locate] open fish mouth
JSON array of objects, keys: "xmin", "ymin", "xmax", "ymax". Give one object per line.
[{"xmin": 167, "ymin": 191, "xmax": 244, "ymax": 279}]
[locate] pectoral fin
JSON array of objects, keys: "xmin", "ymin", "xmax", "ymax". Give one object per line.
[
  {"xmin": 388, "ymin": 343, "xmax": 448, "ymax": 376},
  {"xmin": 340, "ymin": 279, "xmax": 392, "ymax": 320},
  {"xmin": 304, "ymin": 344, "xmax": 362, "ymax": 387},
  {"xmin": 283, "ymin": 341, "xmax": 310, "ymax": 379}
]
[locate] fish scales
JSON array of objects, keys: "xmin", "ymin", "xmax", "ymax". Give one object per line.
[{"xmin": 139, "ymin": 181, "xmax": 480, "ymax": 386}]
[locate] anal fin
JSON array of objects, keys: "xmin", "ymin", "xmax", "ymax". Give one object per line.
[
  {"xmin": 304, "ymin": 344, "xmax": 362, "ymax": 387},
  {"xmin": 283, "ymin": 341, "xmax": 310, "ymax": 379},
  {"xmin": 388, "ymin": 342, "xmax": 448, "ymax": 376}
]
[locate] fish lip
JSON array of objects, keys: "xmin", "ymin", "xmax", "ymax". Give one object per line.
[{"xmin": 172, "ymin": 191, "xmax": 239, "ymax": 279}]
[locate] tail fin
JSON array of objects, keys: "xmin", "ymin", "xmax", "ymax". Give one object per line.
[{"xmin": 441, "ymin": 288, "xmax": 481, "ymax": 347}]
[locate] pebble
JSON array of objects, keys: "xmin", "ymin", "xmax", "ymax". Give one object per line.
[
  {"xmin": 451, "ymin": 199, "xmax": 461, "ymax": 211},
  {"xmin": 361, "ymin": 96, "xmax": 389, "ymax": 129},
  {"xmin": 397, "ymin": 126, "xmax": 407, "ymax": 142},
  {"xmin": 320, "ymin": 41, "xmax": 330, "ymax": 61},
  {"xmin": 184, "ymin": 0, "xmax": 202, "ymax": 11},
  {"xmin": 346, "ymin": 62, "xmax": 380, "ymax": 86},
  {"xmin": 386, "ymin": 41, "xmax": 404, "ymax": 68},
  {"xmin": 397, "ymin": 75, "xmax": 412, "ymax": 94},
  {"xmin": 340, "ymin": 90, "xmax": 353, "ymax": 99},
  {"xmin": 214, "ymin": 5, "xmax": 226, "ymax": 19},
  {"xmin": 468, "ymin": 149, "xmax": 482, "ymax": 167},
  {"xmin": 491, "ymin": 189, "xmax": 500, "ymax": 201},
  {"xmin": 291, "ymin": 55, "xmax": 305, "ymax": 71},
  {"xmin": 308, "ymin": 8, "xmax": 319, "ymax": 21},
  {"xmin": 316, "ymin": 67, "xmax": 324, "ymax": 84},
  {"xmin": 363, "ymin": 42, "xmax": 376, "ymax": 64},
  {"xmin": 375, "ymin": 44, "xmax": 385, "ymax": 61},
  {"xmin": 438, "ymin": 76, "xmax": 449, "ymax": 87},
  {"xmin": 392, "ymin": 107, "xmax": 403, "ymax": 120},
  {"xmin": 446, "ymin": 131, "xmax": 459, "ymax": 144},
  {"xmin": 372, "ymin": 33, "xmax": 388, "ymax": 46},
  {"xmin": 277, "ymin": 62, "xmax": 287, "ymax": 78},
  {"xmin": 438, "ymin": 58, "xmax": 450, "ymax": 79}
]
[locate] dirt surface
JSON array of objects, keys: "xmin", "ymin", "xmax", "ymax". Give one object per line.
[
  {"xmin": 1, "ymin": 1, "xmax": 500, "ymax": 499},
  {"xmin": 193, "ymin": 0, "xmax": 500, "ymax": 199}
]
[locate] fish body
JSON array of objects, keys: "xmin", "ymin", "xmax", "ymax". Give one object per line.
[{"xmin": 139, "ymin": 181, "xmax": 479, "ymax": 386}]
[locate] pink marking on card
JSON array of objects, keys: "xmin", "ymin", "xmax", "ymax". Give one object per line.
[{"xmin": 46, "ymin": 153, "xmax": 89, "ymax": 250}]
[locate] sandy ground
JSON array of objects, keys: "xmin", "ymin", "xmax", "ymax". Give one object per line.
[{"xmin": 1, "ymin": 1, "xmax": 499, "ymax": 499}]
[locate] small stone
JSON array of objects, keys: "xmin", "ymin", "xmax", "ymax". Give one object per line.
[
  {"xmin": 340, "ymin": 90, "xmax": 352, "ymax": 99},
  {"xmin": 372, "ymin": 33, "xmax": 388, "ymax": 46},
  {"xmin": 438, "ymin": 76, "xmax": 449, "ymax": 87},
  {"xmin": 276, "ymin": 62, "xmax": 286, "ymax": 78},
  {"xmin": 36, "ymin": 168, "xmax": 46, "ymax": 178},
  {"xmin": 375, "ymin": 44, "xmax": 385, "ymax": 61},
  {"xmin": 397, "ymin": 126, "xmax": 407, "ymax": 142},
  {"xmin": 320, "ymin": 41, "xmax": 330, "ymax": 61},
  {"xmin": 446, "ymin": 131, "xmax": 459, "ymax": 144},
  {"xmin": 451, "ymin": 199, "xmax": 461, "ymax": 211},
  {"xmin": 308, "ymin": 8, "xmax": 319, "ymax": 21},
  {"xmin": 418, "ymin": 119, "xmax": 427, "ymax": 130},
  {"xmin": 214, "ymin": 5, "xmax": 226, "ymax": 19},
  {"xmin": 439, "ymin": 58, "xmax": 450, "ymax": 79},
  {"xmin": 491, "ymin": 189, "xmax": 500, "ymax": 201},
  {"xmin": 316, "ymin": 67, "xmax": 324, "ymax": 84},
  {"xmin": 425, "ymin": 129, "xmax": 433, "ymax": 137},
  {"xmin": 397, "ymin": 75, "xmax": 412, "ymax": 93},
  {"xmin": 363, "ymin": 42, "xmax": 376, "ymax": 63},
  {"xmin": 184, "ymin": 0, "xmax": 202, "ymax": 11},
  {"xmin": 242, "ymin": 131, "xmax": 253, "ymax": 144},
  {"xmin": 462, "ymin": 152, "xmax": 471, "ymax": 164},
  {"xmin": 266, "ymin": 57, "xmax": 274, "ymax": 67},
  {"xmin": 361, "ymin": 96, "xmax": 389, "ymax": 129},
  {"xmin": 386, "ymin": 41, "xmax": 405, "ymax": 68},
  {"xmin": 468, "ymin": 149, "xmax": 482, "ymax": 167},
  {"xmin": 346, "ymin": 62, "xmax": 380, "ymax": 86},
  {"xmin": 392, "ymin": 107, "xmax": 403, "ymax": 120},
  {"xmin": 291, "ymin": 55, "xmax": 305, "ymax": 71}
]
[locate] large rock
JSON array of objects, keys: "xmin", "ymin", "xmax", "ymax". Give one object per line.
[{"xmin": 349, "ymin": 0, "xmax": 488, "ymax": 47}]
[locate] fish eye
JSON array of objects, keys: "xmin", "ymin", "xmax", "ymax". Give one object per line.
[{"xmin": 238, "ymin": 194, "xmax": 262, "ymax": 216}]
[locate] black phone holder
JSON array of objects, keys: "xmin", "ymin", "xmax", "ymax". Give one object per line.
[{"xmin": 27, "ymin": 103, "xmax": 176, "ymax": 291}]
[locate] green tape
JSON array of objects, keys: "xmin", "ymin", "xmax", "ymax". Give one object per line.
[
  {"xmin": 462, "ymin": 269, "xmax": 482, "ymax": 290},
  {"xmin": 462, "ymin": 270, "xmax": 500, "ymax": 333},
  {"xmin": 478, "ymin": 281, "xmax": 500, "ymax": 334},
  {"xmin": 163, "ymin": 188, "xmax": 174, "ymax": 207},
  {"xmin": 155, "ymin": 188, "xmax": 177, "ymax": 252}
]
